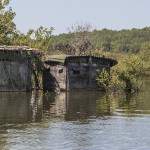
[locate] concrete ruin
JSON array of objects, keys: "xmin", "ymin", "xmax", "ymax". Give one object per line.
[
  {"xmin": 0, "ymin": 46, "xmax": 42, "ymax": 91},
  {"xmin": 43, "ymin": 56, "xmax": 117, "ymax": 92},
  {"xmin": 0, "ymin": 46, "xmax": 117, "ymax": 92},
  {"xmin": 43, "ymin": 59, "xmax": 66, "ymax": 92}
]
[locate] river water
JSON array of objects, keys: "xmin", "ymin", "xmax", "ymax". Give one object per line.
[{"xmin": 0, "ymin": 78, "xmax": 150, "ymax": 150}]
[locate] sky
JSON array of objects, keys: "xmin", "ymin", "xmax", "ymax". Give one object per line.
[{"xmin": 10, "ymin": 0, "xmax": 150, "ymax": 35}]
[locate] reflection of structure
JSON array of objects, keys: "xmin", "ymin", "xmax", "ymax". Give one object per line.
[
  {"xmin": 30, "ymin": 91, "xmax": 43, "ymax": 122},
  {"xmin": 43, "ymin": 92, "xmax": 66, "ymax": 118},
  {"xmin": 65, "ymin": 92, "xmax": 117, "ymax": 121},
  {"xmin": 65, "ymin": 91, "xmax": 104, "ymax": 121},
  {"xmin": 0, "ymin": 91, "xmax": 43, "ymax": 124},
  {"xmin": 0, "ymin": 91, "xmax": 116, "ymax": 124},
  {"xmin": 42, "ymin": 91, "xmax": 115, "ymax": 120},
  {"xmin": 43, "ymin": 56, "xmax": 117, "ymax": 92}
]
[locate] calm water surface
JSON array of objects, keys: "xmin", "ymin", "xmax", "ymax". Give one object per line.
[{"xmin": 0, "ymin": 78, "xmax": 150, "ymax": 150}]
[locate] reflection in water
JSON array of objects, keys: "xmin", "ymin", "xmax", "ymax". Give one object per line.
[
  {"xmin": 43, "ymin": 92, "xmax": 66, "ymax": 118},
  {"xmin": 66, "ymin": 91, "xmax": 105, "ymax": 121},
  {"xmin": 0, "ymin": 91, "xmax": 43, "ymax": 124},
  {"xmin": 0, "ymin": 77, "xmax": 150, "ymax": 150},
  {"xmin": 44, "ymin": 77, "xmax": 150, "ymax": 119},
  {"xmin": 30, "ymin": 91, "xmax": 43, "ymax": 122},
  {"xmin": 0, "ymin": 91, "xmax": 43, "ymax": 150},
  {"xmin": 42, "ymin": 91, "xmax": 115, "ymax": 121},
  {"xmin": 0, "ymin": 77, "xmax": 150, "ymax": 124}
]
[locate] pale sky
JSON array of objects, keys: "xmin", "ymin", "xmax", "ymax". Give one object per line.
[{"xmin": 10, "ymin": 0, "xmax": 150, "ymax": 34}]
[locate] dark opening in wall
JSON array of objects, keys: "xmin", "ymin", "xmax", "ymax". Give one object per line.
[
  {"xmin": 59, "ymin": 68, "xmax": 63, "ymax": 73},
  {"xmin": 72, "ymin": 69, "xmax": 80, "ymax": 75},
  {"xmin": 43, "ymin": 69, "xmax": 59, "ymax": 92}
]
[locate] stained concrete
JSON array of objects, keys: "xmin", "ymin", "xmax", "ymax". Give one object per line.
[
  {"xmin": 0, "ymin": 61, "xmax": 31, "ymax": 91},
  {"xmin": 43, "ymin": 56, "xmax": 117, "ymax": 91},
  {"xmin": 0, "ymin": 46, "xmax": 42, "ymax": 91}
]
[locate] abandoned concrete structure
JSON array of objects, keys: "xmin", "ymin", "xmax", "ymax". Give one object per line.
[
  {"xmin": 43, "ymin": 56, "xmax": 117, "ymax": 91},
  {"xmin": 43, "ymin": 60, "xmax": 66, "ymax": 91},
  {"xmin": 0, "ymin": 46, "xmax": 42, "ymax": 91},
  {"xmin": 0, "ymin": 46, "xmax": 117, "ymax": 92}
]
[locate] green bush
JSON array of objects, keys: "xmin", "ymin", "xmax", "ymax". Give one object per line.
[{"xmin": 91, "ymin": 50, "xmax": 144, "ymax": 92}]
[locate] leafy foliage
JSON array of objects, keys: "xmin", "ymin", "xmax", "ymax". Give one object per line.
[
  {"xmin": 0, "ymin": 0, "xmax": 16, "ymax": 45},
  {"xmin": 13, "ymin": 26, "xmax": 54, "ymax": 51},
  {"xmin": 96, "ymin": 68, "xmax": 110, "ymax": 91},
  {"xmin": 94, "ymin": 50, "xmax": 144, "ymax": 92}
]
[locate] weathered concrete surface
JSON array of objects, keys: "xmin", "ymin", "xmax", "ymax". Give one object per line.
[
  {"xmin": 65, "ymin": 56, "xmax": 117, "ymax": 90},
  {"xmin": 49, "ymin": 65, "xmax": 66, "ymax": 90},
  {"xmin": 43, "ymin": 56, "xmax": 117, "ymax": 91},
  {"xmin": 0, "ymin": 61, "xmax": 32, "ymax": 91},
  {"xmin": 43, "ymin": 61, "xmax": 66, "ymax": 92},
  {"xmin": 0, "ymin": 46, "xmax": 43, "ymax": 91},
  {"xmin": 67, "ymin": 63, "xmax": 100, "ymax": 89}
]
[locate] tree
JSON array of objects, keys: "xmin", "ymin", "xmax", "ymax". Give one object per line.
[
  {"xmin": 67, "ymin": 24, "xmax": 93, "ymax": 55},
  {"xmin": 29, "ymin": 26, "xmax": 54, "ymax": 40},
  {"xmin": 102, "ymin": 37, "xmax": 112, "ymax": 51},
  {"xmin": 26, "ymin": 26, "xmax": 54, "ymax": 50},
  {"xmin": 0, "ymin": 0, "xmax": 16, "ymax": 45},
  {"xmin": 13, "ymin": 26, "xmax": 55, "ymax": 51}
]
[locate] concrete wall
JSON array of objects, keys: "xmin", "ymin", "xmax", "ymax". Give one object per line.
[
  {"xmin": 50, "ymin": 65, "xmax": 66, "ymax": 90},
  {"xmin": 43, "ymin": 56, "xmax": 117, "ymax": 91},
  {"xmin": 43, "ymin": 62, "xmax": 107, "ymax": 91},
  {"xmin": 65, "ymin": 56, "xmax": 116, "ymax": 90},
  {"xmin": 0, "ymin": 61, "xmax": 32, "ymax": 91},
  {"xmin": 66, "ymin": 63, "xmax": 106, "ymax": 90},
  {"xmin": 43, "ymin": 64, "xmax": 66, "ymax": 92}
]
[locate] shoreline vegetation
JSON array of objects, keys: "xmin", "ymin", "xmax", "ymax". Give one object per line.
[
  {"xmin": 92, "ymin": 50, "xmax": 145, "ymax": 93},
  {"xmin": 1, "ymin": 0, "xmax": 150, "ymax": 93}
]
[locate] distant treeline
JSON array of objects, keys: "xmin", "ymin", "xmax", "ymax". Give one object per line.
[
  {"xmin": 5, "ymin": 24, "xmax": 150, "ymax": 55},
  {"xmin": 50, "ymin": 27, "xmax": 150, "ymax": 54},
  {"xmin": 9, "ymin": 26, "xmax": 150, "ymax": 55},
  {"xmin": 1, "ymin": 0, "xmax": 150, "ymax": 55}
]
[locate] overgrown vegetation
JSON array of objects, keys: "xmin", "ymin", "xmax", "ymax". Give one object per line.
[{"xmin": 87, "ymin": 50, "xmax": 145, "ymax": 92}]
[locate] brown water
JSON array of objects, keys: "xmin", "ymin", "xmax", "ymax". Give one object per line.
[{"xmin": 0, "ymin": 78, "xmax": 150, "ymax": 150}]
